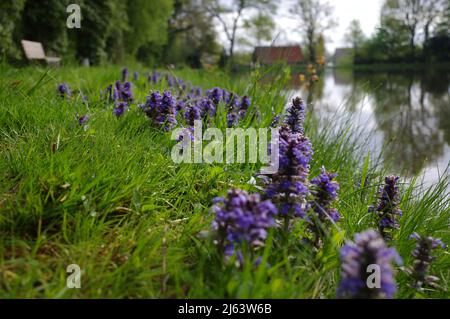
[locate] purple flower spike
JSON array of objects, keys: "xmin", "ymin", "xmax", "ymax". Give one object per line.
[
  {"xmin": 240, "ymin": 96, "xmax": 251, "ymax": 109},
  {"xmin": 369, "ymin": 175, "xmax": 402, "ymax": 240},
  {"xmin": 206, "ymin": 87, "xmax": 224, "ymax": 105},
  {"xmin": 337, "ymin": 230, "xmax": 401, "ymax": 299},
  {"xmin": 184, "ymin": 104, "xmax": 201, "ymax": 126},
  {"xmin": 121, "ymin": 68, "xmax": 129, "ymax": 82},
  {"xmin": 211, "ymin": 189, "xmax": 277, "ymax": 259},
  {"xmin": 408, "ymin": 232, "xmax": 446, "ymax": 290},
  {"xmin": 133, "ymin": 71, "xmax": 139, "ymax": 82},
  {"xmin": 226, "ymin": 112, "xmax": 238, "ymax": 127},
  {"xmin": 307, "ymin": 166, "xmax": 340, "ymax": 246},
  {"xmin": 285, "ymin": 97, "xmax": 306, "ymax": 134},
  {"xmin": 113, "ymin": 102, "xmax": 129, "ymax": 117},
  {"xmin": 108, "ymin": 81, "xmax": 133, "ymax": 103},
  {"xmin": 113, "ymin": 81, "xmax": 121, "ymax": 101},
  {"xmin": 270, "ymin": 114, "xmax": 280, "ymax": 128},
  {"xmin": 57, "ymin": 83, "xmax": 71, "ymax": 98},
  {"xmin": 192, "ymin": 86, "xmax": 202, "ymax": 97},
  {"xmin": 149, "ymin": 71, "xmax": 160, "ymax": 84},
  {"xmin": 198, "ymin": 97, "xmax": 216, "ymax": 117},
  {"xmin": 78, "ymin": 114, "xmax": 89, "ymax": 125},
  {"xmin": 141, "ymin": 91, "xmax": 177, "ymax": 131},
  {"xmin": 121, "ymin": 82, "xmax": 134, "ymax": 102},
  {"xmin": 166, "ymin": 74, "xmax": 175, "ymax": 88},
  {"xmin": 264, "ymin": 125, "xmax": 313, "ymax": 228}
]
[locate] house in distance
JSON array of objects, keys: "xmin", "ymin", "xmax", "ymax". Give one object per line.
[{"xmin": 253, "ymin": 45, "xmax": 304, "ymax": 66}]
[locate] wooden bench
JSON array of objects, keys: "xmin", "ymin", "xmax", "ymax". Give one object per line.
[{"xmin": 21, "ymin": 40, "xmax": 61, "ymax": 65}]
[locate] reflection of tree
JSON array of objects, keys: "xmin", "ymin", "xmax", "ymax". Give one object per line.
[
  {"xmin": 359, "ymin": 70, "xmax": 447, "ymax": 175},
  {"xmin": 431, "ymin": 91, "xmax": 450, "ymax": 145},
  {"xmin": 330, "ymin": 69, "xmax": 368, "ymax": 112},
  {"xmin": 286, "ymin": 69, "xmax": 448, "ymax": 178},
  {"xmin": 306, "ymin": 76, "xmax": 325, "ymax": 110}
]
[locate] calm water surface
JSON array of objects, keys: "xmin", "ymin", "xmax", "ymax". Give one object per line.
[{"xmin": 286, "ymin": 68, "xmax": 450, "ymax": 189}]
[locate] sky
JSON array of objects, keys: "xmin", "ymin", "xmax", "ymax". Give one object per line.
[{"xmin": 219, "ymin": 0, "xmax": 384, "ymax": 54}]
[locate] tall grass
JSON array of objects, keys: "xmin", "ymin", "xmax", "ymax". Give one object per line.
[{"xmin": 0, "ymin": 64, "xmax": 448, "ymax": 298}]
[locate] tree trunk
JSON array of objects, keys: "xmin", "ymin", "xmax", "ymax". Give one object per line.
[
  {"xmin": 229, "ymin": 38, "xmax": 235, "ymax": 63},
  {"xmin": 307, "ymin": 28, "xmax": 315, "ymax": 63},
  {"xmin": 424, "ymin": 22, "xmax": 430, "ymax": 44},
  {"xmin": 228, "ymin": 4, "xmax": 243, "ymax": 68},
  {"xmin": 410, "ymin": 28, "xmax": 416, "ymax": 59}
]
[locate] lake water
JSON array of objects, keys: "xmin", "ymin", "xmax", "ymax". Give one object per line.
[{"xmin": 286, "ymin": 68, "xmax": 450, "ymax": 189}]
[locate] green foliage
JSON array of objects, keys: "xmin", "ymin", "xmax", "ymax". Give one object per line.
[
  {"xmin": 126, "ymin": 0, "xmax": 173, "ymax": 63},
  {"xmin": 163, "ymin": 0, "xmax": 220, "ymax": 68},
  {"xmin": 344, "ymin": 20, "xmax": 365, "ymax": 53},
  {"xmin": 243, "ymin": 13, "xmax": 276, "ymax": 47},
  {"xmin": 206, "ymin": 0, "xmax": 278, "ymax": 65},
  {"xmin": 0, "ymin": 0, "xmax": 176, "ymax": 66},
  {"xmin": 104, "ymin": 0, "xmax": 130, "ymax": 64},
  {"xmin": 354, "ymin": 0, "xmax": 449, "ymax": 64},
  {"xmin": 291, "ymin": 0, "xmax": 337, "ymax": 62},
  {"xmin": 22, "ymin": 0, "xmax": 70, "ymax": 56},
  {"xmin": 0, "ymin": 0, "xmax": 26, "ymax": 61}
]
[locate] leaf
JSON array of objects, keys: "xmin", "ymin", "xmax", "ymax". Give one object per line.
[{"xmin": 360, "ymin": 149, "xmax": 370, "ymax": 188}]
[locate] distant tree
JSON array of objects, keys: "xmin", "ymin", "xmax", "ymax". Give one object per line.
[
  {"xmin": 315, "ymin": 34, "xmax": 326, "ymax": 64},
  {"xmin": 290, "ymin": 0, "xmax": 337, "ymax": 62},
  {"xmin": 75, "ymin": 0, "xmax": 116, "ymax": 65},
  {"xmin": 356, "ymin": 25, "xmax": 408, "ymax": 64},
  {"xmin": 0, "ymin": 0, "xmax": 26, "ymax": 61},
  {"xmin": 22, "ymin": 0, "xmax": 70, "ymax": 55},
  {"xmin": 422, "ymin": 0, "xmax": 449, "ymax": 61},
  {"xmin": 424, "ymin": 32, "xmax": 450, "ymax": 61},
  {"xmin": 345, "ymin": 20, "xmax": 365, "ymax": 54},
  {"xmin": 243, "ymin": 12, "xmax": 276, "ymax": 47},
  {"xmin": 126, "ymin": 0, "xmax": 173, "ymax": 63},
  {"xmin": 103, "ymin": 1, "xmax": 129, "ymax": 63},
  {"xmin": 206, "ymin": 0, "xmax": 277, "ymax": 65},
  {"xmin": 164, "ymin": 0, "xmax": 220, "ymax": 68},
  {"xmin": 421, "ymin": 0, "xmax": 445, "ymax": 43},
  {"xmin": 381, "ymin": 0, "xmax": 423, "ymax": 57}
]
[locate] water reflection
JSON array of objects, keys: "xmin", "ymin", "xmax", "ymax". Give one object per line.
[{"xmin": 288, "ymin": 68, "xmax": 450, "ymax": 186}]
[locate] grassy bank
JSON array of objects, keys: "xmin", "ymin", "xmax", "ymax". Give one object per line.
[{"xmin": 0, "ymin": 64, "xmax": 448, "ymax": 298}]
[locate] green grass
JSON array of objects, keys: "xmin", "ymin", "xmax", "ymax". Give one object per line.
[{"xmin": 0, "ymin": 63, "xmax": 448, "ymax": 298}]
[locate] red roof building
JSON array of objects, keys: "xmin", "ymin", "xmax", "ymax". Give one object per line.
[{"xmin": 253, "ymin": 46, "xmax": 304, "ymax": 65}]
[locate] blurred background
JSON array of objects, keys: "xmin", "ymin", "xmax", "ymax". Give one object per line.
[{"xmin": 1, "ymin": 0, "xmax": 449, "ymax": 67}]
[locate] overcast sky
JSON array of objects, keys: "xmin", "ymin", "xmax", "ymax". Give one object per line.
[{"xmin": 223, "ymin": 0, "xmax": 384, "ymax": 54}]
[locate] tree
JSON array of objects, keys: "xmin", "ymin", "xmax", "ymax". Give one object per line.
[
  {"xmin": 163, "ymin": 0, "xmax": 220, "ymax": 67},
  {"xmin": 125, "ymin": 0, "xmax": 173, "ymax": 63},
  {"xmin": 290, "ymin": 0, "xmax": 337, "ymax": 63},
  {"xmin": 345, "ymin": 20, "xmax": 365, "ymax": 54},
  {"xmin": 381, "ymin": 0, "xmax": 422, "ymax": 56},
  {"xmin": 22, "ymin": 0, "xmax": 70, "ymax": 55},
  {"xmin": 75, "ymin": 0, "xmax": 117, "ymax": 65},
  {"xmin": 243, "ymin": 12, "xmax": 276, "ymax": 47},
  {"xmin": 0, "ymin": 0, "xmax": 26, "ymax": 61},
  {"xmin": 421, "ymin": 0, "xmax": 445, "ymax": 43},
  {"xmin": 356, "ymin": 25, "xmax": 407, "ymax": 64},
  {"xmin": 315, "ymin": 34, "xmax": 326, "ymax": 64},
  {"xmin": 206, "ymin": 0, "xmax": 277, "ymax": 65},
  {"xmin": 104, "ymin": 0, "xmax": 129, "ymax": 63}
]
